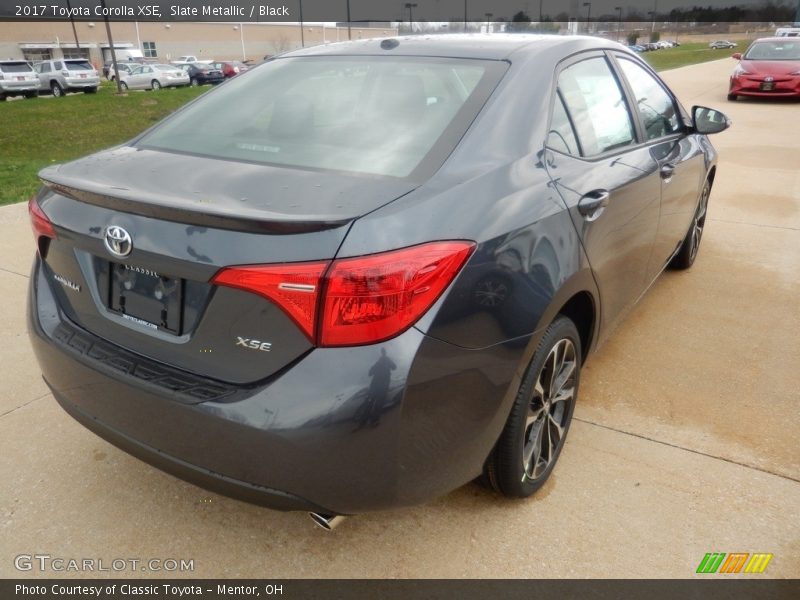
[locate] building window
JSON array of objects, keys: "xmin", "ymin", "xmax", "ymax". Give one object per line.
[
  {"xmin": 62, "ymin": 48, "xmax": 90, "ymax": 60},
  {"xmin": 22, "ymin": 49, "xmax": 52, "ymax": 62},
  {"xmin": 143, "ymin": 42, "xmax": 157, "ymax": 58}
]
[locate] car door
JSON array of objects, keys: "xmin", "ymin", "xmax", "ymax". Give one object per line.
[
  {"xmin": 544, "ymin": 52, "xmax": 661, "ymax": 336},
  {"xmin": 35, "ymin": 61, "xmax": 49, "ymax": 91},
  {"xmin": 127, "ymin": 66, "xmax": 148, "ymax": 89},
  {"xmin": 612, "ymin": 53, "xmax": 707, "ymax": 280}
]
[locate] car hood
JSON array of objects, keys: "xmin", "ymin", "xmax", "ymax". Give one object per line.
[
  {"xmin": 740, "ymin": 59, "xmax": 800, "ymax": 75},
  {"xmin": 39, "ymin": 146, "xmax": 417, "ymax": 233}
]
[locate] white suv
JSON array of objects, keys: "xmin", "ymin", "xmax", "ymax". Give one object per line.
[
  {"xmin": 0, "ymin": 60, "xmax": 39, "ymax": 100},
  {"xmin": 34, "ymin": 59, "xmax": 100, "ymax": 97}
]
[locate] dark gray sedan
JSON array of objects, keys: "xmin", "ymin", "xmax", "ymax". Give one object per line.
[{"xmin": 28, "ymin": 35, "xmax": 728, "ymax": 529}]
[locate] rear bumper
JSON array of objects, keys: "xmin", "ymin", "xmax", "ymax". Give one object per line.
[
  {"xmin": 0, "ymin": 80, "xmax": 38, "ymax": 93},
  {"xmin": 28, "ymin": 256, "xmax": 523, "ymax": 514}
]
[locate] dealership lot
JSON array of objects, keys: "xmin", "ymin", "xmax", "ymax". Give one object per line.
[{"xmin": 0, "ymin": 57, "xmax": 797, "ymax": 578}]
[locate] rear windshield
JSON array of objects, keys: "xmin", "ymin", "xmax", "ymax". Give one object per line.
[
  {"xmin": 0, "ymin": 62, "xmax": 33, "ymax": 73},
  {"xmin": 65, "ymin": 61, "xmax": 93, "ymax": 71},
  {"xmin": 138, "ymin": 56, "xmax": 502, "ymax": 179},
  {"xmin": 155, "ymin": 64, "xmax": 177, "ymax": 70},
  {"xmin": 744, "ymin": 41, "xmax": 800, "ymax": 60}
]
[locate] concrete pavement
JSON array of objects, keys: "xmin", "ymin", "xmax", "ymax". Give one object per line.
[{"xmin": 1, "ymin": 58, "xmax": 798, "ymax": 578}]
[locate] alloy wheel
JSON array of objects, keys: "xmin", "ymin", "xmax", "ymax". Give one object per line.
[
  {"xmin": 689, "ymin": 184, "xmax": 710, "ymax": 262},
  {"xmin": 521, "ymin": 338, "xmax": 577, "ymax": 481}
]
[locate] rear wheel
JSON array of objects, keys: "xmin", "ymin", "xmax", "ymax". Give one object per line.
[
  {"xmin": 119, "ymin": 81, "xmax": 129, "ymax": 91},
  {"xmin": 483, "ymin": 316, "xmax": 581, "ymax": 497},
  {"xmin": 670, "ymin": 179, "xmax": 710, "ymax": 270},
  {"xmin": 151, "ymin": 79, "xmax": 162, "ymax": 90},
  {"xmin": 190, "ymin": 78, "xmax": 199, "ymax": 87},
  {"xmin": 51, "ymin": 82, "xmax": 64, "ymax": 97},
  {"xmin": 727, "ymin": 93, "xmax": 737, "ymax": 101}
]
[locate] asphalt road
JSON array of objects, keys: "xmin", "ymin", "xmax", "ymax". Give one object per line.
[{"xmin": 0, "ymin": 58, "xmax": 797, "ymax": 579}]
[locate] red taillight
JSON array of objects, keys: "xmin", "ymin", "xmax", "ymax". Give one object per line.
[
  {"xmin": 212, "ymin": 241, "xmax": 474, "ymax": 347},
  {"xmin": 28, "ymin": 196, "xmax": 56, "ymax": 241},
  {"xmin": 212, "ymin": 261, "xmax": 328, "ymax": 341},
  {"xmin": 320, "ymin": 242, "xmax": 474, "ymax": 346}
]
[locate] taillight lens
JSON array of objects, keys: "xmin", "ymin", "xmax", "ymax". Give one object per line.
[
  {"xmin": 212, "ymin": 241, "xmax": 475, "ymax": 347},
  {"xmin": 320, "ymin": 242, "xmax": 474, "ymax": 346},
  {"xmin": 28, "ymin": 196, "xmax": 56, "ymax": 241},
  {"xmin": 212, "ymin": 261, "xmax": 328, "ymax": 341}
]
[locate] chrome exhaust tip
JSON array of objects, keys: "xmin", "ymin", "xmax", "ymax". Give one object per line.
[{"xmin": 309, "ymin": 512, "xmax": 346, "ymax": 531}]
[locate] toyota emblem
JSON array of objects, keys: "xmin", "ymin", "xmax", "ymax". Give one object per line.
[{"xmin": 104, "ymin": 225, "xmax": 133, "ymax": 258}]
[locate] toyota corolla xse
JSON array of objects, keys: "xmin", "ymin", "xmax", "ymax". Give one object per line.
[
  {"xmin": 27, "ymin": 35, "xmax": 729, "ymax": 529},
  {"xmin": 728, "ymin": 37, "xmax": 800, "ymax": 100}
]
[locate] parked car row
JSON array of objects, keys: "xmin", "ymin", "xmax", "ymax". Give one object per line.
[
  {"xmin": 0, "ymin": 58, "xmax": 99, "ymax": 100},
  {"xmin": 628, "ymin": 40, "xmax": 680, "ymax": 52}
]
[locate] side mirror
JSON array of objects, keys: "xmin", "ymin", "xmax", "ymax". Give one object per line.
[
  {"xmin": 732, "ymin": 52, "xmax": 742, "ymax": 60},
  {"xmin": 692, "ymin": 106, "xmax": 732, "ymax": 135}
]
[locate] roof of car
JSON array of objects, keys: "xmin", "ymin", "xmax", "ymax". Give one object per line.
[
  {"xmin": 749, "ymin": 36, "xmax": 800, "ymax": 43},
  {"xmin": 282, "ymin": 33, "xmax": 623, "ymax": 61}
]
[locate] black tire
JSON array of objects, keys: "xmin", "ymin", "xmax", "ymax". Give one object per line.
[
  {"xmin": 151, "ymin": 79, "xmax": 162, "ymax": 90},
  {"xmin": 51, "ymin": 82, "xmax": 64, "ymax": 97},
  {"xmin": 24, "ymin": 91, "xmax": 38, "ymax": 99},
  {"xmin": 190, "ymin": 78, "xmax": 199, "ymax": 87},
  {"xmin": 0, "ymin": 94, "xmax": 6, "ymax": 102},
  {"xmin": 119, "ymin": 81, "xmax": 129, "ymax": 91},
  {"xmin": 483, "ymin": 316, "xmax": 581, "ymax": 497},
  {"xmin": 84, "ymin": 87, "xmax": 97, "ymax": 94},
  {"xmin": 669, "ymin": 179, "xmax": 710, "ymax": 270},
  {"xmin": 727, "ymin": 93, "xmax": 737, "ymax": 101}
]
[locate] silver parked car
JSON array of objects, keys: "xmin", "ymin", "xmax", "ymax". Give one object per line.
[
  {"xmin": 0, "ymin": 60, "xmax": 39, "ymax": 100},
  {"xmin": 34, "ymin": 59, "xmax": 100, "ymax": 96},
  {"xmin": 107, "ymin": 62, "xmax": 140, "ymax": 83},
  {"xmin": 710, "ymin": 40, "xmax": 738, "ymax": 49},
  {"xmin": 119, "ymin": 64, "xmax": 190, "ymax": 91}
]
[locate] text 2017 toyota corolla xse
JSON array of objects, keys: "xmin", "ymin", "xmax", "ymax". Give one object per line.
[{"xmin": 27, "ymin": 35, "xmax": 730, "ymax": 529}]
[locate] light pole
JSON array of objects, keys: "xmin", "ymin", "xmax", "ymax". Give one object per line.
[
  {"xmin": 346, "ymin": 0, "xmax": 351, "ymax": 40},
  {"xmin": 64, "ymin": 0, "xmax": 81, "ymax": 53},
  {"xmin": 405, "ymin": 3, "xmax": 418, "ymax": 33},
  {"xmin": 299, "ymin": 0, "xmax": 304, "ymax": 47},
  {"xmin": 615, "ymin": 6, "xmax": 623, "ymax": 43},
  {"xmin": 651, "ymin": 0, "xmax": 658, "ymax": 34},
  {"xmin": 583, "ymin": 2, "xmax": 591, "ymax": 34},
  {"xmin": 485, "ymin": 13, "xmax": 493, "ymax": 33}
]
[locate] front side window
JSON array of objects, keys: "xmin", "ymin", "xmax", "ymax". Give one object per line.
[
  {"xmin": 557, "ymin": 57, "xmax": 635, "ymax": 157},
  {"xmin": 139, "ymin": 56, "xmax": 502, "ymax": 179},
  {"xmin": 617, "ymin": 58, "xmax": 682, "ymax": 141}
]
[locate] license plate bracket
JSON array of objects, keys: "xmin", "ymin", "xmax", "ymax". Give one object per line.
[
  {"xmin": 108, "ymin": 262, "xmax": 183, "ymax": 334},
  {"xmin": 760, "ymin": 82, "xmax": 774, "ymax": 91}
]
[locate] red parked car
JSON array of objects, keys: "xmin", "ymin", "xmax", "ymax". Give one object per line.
[
  {"xmin": 212, "ymin": 61, "xmax": 250, "ymax": 78},
  {"xmin": 728, "ymin": 37, "xmax": 800, "ymax": 100}
]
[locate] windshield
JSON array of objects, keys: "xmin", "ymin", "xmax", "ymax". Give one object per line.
[
  {"xmin": 744, "ymin": 41, "xmax": 800, "ymax": 60},
  {"xmin": 65, "ymin": 61, "xmax": 93, "ymax": 71},
  {"xmin": 154, "ymin": 64, "xmax": 178, "ymax": 70},
  {"xmin": 138, "ymin": 56, "xmax": 501, "ymax": 179},
  {"xmin": 1, "ymin": 62, "xmax": 33, "ymax": 73}
]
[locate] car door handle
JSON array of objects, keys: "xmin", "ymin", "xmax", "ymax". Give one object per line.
[
  {"xmin": 578, "ymin": 190, "xmax": 610, "ymax": 217},
  {"xmin": 660, "ymin": 163, "xmax": 676, "ymax": 181}
]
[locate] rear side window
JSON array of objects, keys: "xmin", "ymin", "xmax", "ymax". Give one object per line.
[
  {"xmin": 557, "ymin": 57, "xmax": 635, "ymax": 157},
  {"xmin": 617, "ymin": 58, "xmax": 682, "ymax": 140},
  {"xmin": 547, "ymin": 93, "xmax": 581, "ymax": 156}
]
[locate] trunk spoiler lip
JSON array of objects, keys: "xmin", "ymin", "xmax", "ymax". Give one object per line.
[{"xmin": 39, "ymin": 175, "xmax": 352, "ymax": 235}]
